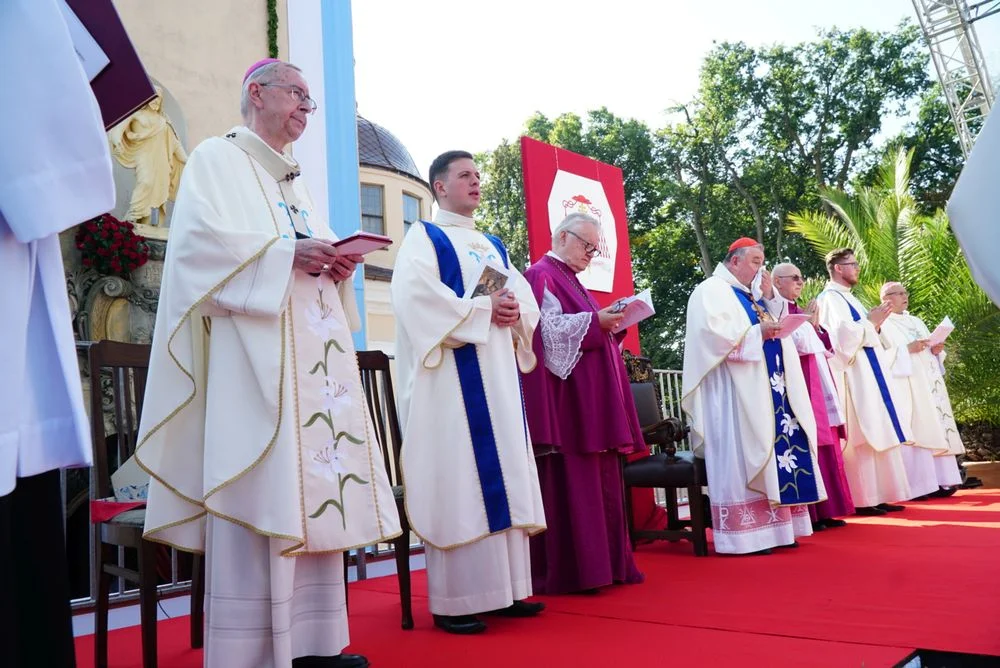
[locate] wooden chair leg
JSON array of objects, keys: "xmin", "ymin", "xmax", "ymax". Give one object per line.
[
  {"xmin": 687, "ymin": 485, "xmax": 709, "ymax": 557},
  {"xmin": 138, "ymin": 538, "xmax": 159, "ymax": 668},
  {"xmin": 343, "ymin": 550, "xmax": 350, "ymax": 613},
  {"xmin": 190, "ymin": 553, "xmax": 205, "ymax": 649},
  {"xmin": 665, "ymin": 488, "xmax": 680, "ymax": 530},
  {"xmin": 94, "ymin": 538, "xmax": 111, "ymax": 668},
  {"xmin": 395, "ymin": 507, "xmax": 413, "ymax": 630}
]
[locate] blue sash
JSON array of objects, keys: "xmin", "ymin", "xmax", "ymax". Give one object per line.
[
  {"xmin": 421, "ymin": 221, "xmax": 513, "ymax": 533},
  {"xmin": 828, "ymin": 291, "xmax": 907, "ymax": 443},
  {"xmin": 731, "ymin": 288, "xmax": 820, "ymax": 504}
]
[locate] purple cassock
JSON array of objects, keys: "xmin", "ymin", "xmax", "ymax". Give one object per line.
[
  {"xmin": 521, "ymin": 254, "xmax": 645, "ymax": 594},
  {"xmin": 786, "ymin": 302, "xmax": 855, "ymax": 521}
]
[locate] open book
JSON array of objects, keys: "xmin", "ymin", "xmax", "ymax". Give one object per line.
[
  {"xmin": 332, "ymin": 231, "xmax": 393, "ymax": 255},
  {"xmin": 611, "ymin": 289, "xmax": 655, "ymax": 331},
  {"xmin": 927, "ymin": 315, "xmax": 955, "ymax": 347}
]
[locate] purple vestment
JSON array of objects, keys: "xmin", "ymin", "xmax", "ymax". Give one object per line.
[
  {"xmin": 786, "ymin": 302, "xmax": 855, "ymax": 520},
  {"xmin": 521, "ymin": 255, "xmax": 644, "ymax": 594}
]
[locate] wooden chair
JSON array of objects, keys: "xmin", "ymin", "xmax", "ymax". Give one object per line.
[
  {"xmin": 621, "ymin": 382, "xmax": 710, "ymax": 556},
  {"xmin": 87, "ymin": 340, "xmax": 205, "ymax": 668},
  {"xmin": 356, "ymin": 350, "xmax": 414, "ymax": 630}
]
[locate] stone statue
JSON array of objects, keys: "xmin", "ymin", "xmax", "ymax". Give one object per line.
[{"xmin": 108, "ymin": 86, "xmax": 187, "ymax": 226}]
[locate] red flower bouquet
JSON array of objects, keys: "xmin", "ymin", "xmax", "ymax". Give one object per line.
[{"xmin": 74, "ymin": 214, "xmax": 150, "ymax": 277}]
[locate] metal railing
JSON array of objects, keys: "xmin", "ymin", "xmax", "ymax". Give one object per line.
[{"xmin": 651, "ymin": 369, "xmax": 694, "ymax": 510}]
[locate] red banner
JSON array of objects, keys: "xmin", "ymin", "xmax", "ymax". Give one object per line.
[{"xmin": 520, "ymin": 136, "xmax": 639, "ymax": 352}]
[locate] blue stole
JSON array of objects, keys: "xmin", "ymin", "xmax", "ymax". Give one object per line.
[
  {"xmin": 828, "ymin": 291, "xmax": 908, "ymax": 443},
  {"xmin": 731, "ymin": 288, "xmax": 820, "ymax": 505},
  {"xmin": 421, "ymin": 221, "xmax": 513, "ymax": 533}
]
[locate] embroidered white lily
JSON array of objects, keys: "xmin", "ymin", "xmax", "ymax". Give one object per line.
[
  {"xmin": 306, "ymin": 299, "xmax": 338, "ymax": 339},
  {"xmin": 780, "ymin": 413, "xmax": 799, "ymax": 437},
  {"xmin": 769, "ymin": 371, "xmax": 785, "ymax": 397},
  {"xmin": 777, "ymin": 448, "xmax": 798, "ymax": 474},
  {"xmin": 313, "ymin": 444, "xmax": 348, "ymax": 480},
  {"xmin": 321, "ymin": 379, "xmax": 351, "ymax": 414}
]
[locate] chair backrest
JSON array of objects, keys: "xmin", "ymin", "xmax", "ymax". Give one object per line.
[
  {"xmin": 86, "ymin": 340, "xmax": 152, "ymax": 500},
  {"xmin": 630, "ymin": 382, "xmax": 663, "ymax": 429},
  {"xmin": 356, "ymin": 350, "xmax": 403, "ymax": 487}
]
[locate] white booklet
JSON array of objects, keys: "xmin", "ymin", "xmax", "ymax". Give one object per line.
[
  {"xmin": 927, "ymin": 315, "xmax": 955, "ymax": 347},
  {"xmin": 611, "ymin": 289, "xmax": 655, "ymax": 332}
]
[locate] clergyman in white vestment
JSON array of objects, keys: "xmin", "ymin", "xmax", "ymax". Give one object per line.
[
  {"xmin": 0, "ymin": 2, "xmax": 116, "ymax": 664},
  {"xmin": 879, "ymin": 282, "xmax": 964, "ymax": 491},
  {"xmin": 391, "ymin": 151, "xmax": 546, "ymax": 634},
  {"xmin": 134, "ymin": 60, "xmax": 400, "ymax": 668},
  {"xmin": 682, "ymin": 239, "xmax": 825, "ymax": 555},
  {"xmin": 815, "ymin": 248, "xmax": 922, "ymax": 515}
]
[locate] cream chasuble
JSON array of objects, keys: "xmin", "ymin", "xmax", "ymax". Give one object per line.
[
  {"xmin": 682, "ymin": 265, "xmax": 823, "ymax": 554},
  {"xmin": 135, "ymin": 127, "xmax": 400, "ymax": 556},
  {"xmin": 881, "ymin": 312, "xmax": 964, "ymax": 487},
  {"xmin": 816, "ymin": 282, "xmax": 915, "ymax": 505},
  {"xmin": 391, "ymin": 209, "xmax": 545, "ymax": 550}
]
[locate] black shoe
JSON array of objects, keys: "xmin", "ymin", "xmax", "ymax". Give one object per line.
[
  {"xmin": 855, "ymin": 506, "xmax": 886, "ymax": 516},
  {"xmin": 877, "ymin": 503, "xmax": 905, "ymax": 512},
  {"xmin": 821, "ymin": 518, "xmax": 848, "ymax": 528},
  {"xmin": 571, "ymin": 588, "xmax": 601, "ymax": 596},
  {"xmin": 912, "ymin": 494, "xmax": 932, "ymax": 501},
  {"xmin": 293, "ymin": 655, "xmax": 369, "ymax": 668},
  {"xmin": 931, "ymin": 487, "xmax": 959, "ymax": 498},
  {"xmin": 486, "ymin": 600, "xmax": 545, "ymax": 617},
  {"xmin": 963, "ymin": 476, "xmax": 983, "ymax": 489},
  {"xmin": 433, "ymin": 614, "xmax": 487, "ymax": 634},
  {"xmin": 811, "ymin": 521, "xmax": 826, "ymax": 532},
  {"xmin": 746, "ymin": 548, "xmax": 773, "ymax": 556},
  {"xmin": 778, "ymin": 541, "xmax": 799, "ymax": 549}
]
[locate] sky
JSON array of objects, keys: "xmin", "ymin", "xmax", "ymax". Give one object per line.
[{"xmin": 351, "ymin": 0, "xmax": 1000, "ymax": 181}]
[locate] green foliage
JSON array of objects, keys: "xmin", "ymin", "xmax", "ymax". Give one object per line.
[
  {"xmin": 788, "ymin": 149, "xmax": 1000, "ymax": 425},
  {"xmin": 266, "ymin": 0, "xmax": 278, "ymax": 58},
  {"xmin": 474, "ymin": 22, "xmax": 974, "ymax": 377}
]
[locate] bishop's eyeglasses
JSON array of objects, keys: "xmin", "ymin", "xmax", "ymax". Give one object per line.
[{"xmin": 259, "ymin": 83, "xmax": 318, "ymax": 113}]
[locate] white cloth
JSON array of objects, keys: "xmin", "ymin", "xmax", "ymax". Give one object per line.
[
  {"xmin": 425, "ymin": 529, "xmax": 532, "ymax": 616},
  {"xmin": 391, "ymin": 209, "xmax": 546, "ymax": 550},
  {"xmin": 947, "ymin": 106, "xmax": 1000, "ymax": 307},
  {"xmin": 0, "ymin": 0, "xmax": 116, "ymax": 495},
  {"xmin": 538, "ymin": 250, "xmax": 592, "ymax": 379},
  {"xmin": 682, "ymin": 265, "xmax": 824, "ymax": 554},
  {"xmin": 204, "ymin": 516, "xmax": 348, "ymax": 667},
  {"xmin": 816, "ymin": 282, "xmax": 911, "ymax": 505},
  {"xmin": 136, "ymin": 128, "xmax": 400, "ymax": 554}
]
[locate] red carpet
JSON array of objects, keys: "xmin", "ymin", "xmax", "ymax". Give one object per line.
[{"xmin": 76, "ymin": 489, "xmax": 1000, "ymax": 667}]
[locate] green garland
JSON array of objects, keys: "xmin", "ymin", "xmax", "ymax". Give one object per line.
[{"xmin": 266, "ymin": 0, "xmax": 278, "ymax": 58}]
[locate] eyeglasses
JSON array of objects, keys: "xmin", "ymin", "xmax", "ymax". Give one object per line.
[
  {"xmin": 836, "ymin": 261, "xmax": 859, "ymax": 267},
  {"xmin": 775, "ymin": 274, "xmax": 803, "ymax": 282},
  {"xmin": 565, "ymin": 229, "xmax": 600, "ymax": 257},
  {"xmin": 258, "ymin": 83, "xmax": 318, "ymax": 113}
]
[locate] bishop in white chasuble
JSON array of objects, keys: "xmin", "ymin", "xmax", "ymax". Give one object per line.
[
  {"xmin": 392, "ymin": 150, "xmax": 546, "ymax": 630},
  {"xmin": 135, "ymin": 60, "xmax": 399, "ymax": 668},
  {"xmin": 682, "ymin": 244, "xmax": 825, "ymax": 556}
]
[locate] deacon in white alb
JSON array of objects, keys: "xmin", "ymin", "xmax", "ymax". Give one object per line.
[
  {"xmin": 682, "ymin": 238, "xmax": 825, "ymax": 555},
  {"xmin": 815, "ymin": 248, "xmax": 927, "ymax": 515},
  {"xmin": 392, "ymin": 150, "xmax": 546, "ymax": 634},
  {"xmin": 1, "ymin": 3, "xmax": 116, "ymax": 664},
  {"xmin": 878, "ymin": 281, "xmax": 964, "ymax": 493},
  {"xmin": 135, "ymin": 59, "xmax": 400, "ymax": 668}
]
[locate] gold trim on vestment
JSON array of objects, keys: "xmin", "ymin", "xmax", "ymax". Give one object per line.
[
  {"xmin": 421, "ymin": 304, "xmax": 479, "ymax": 369},
  {"xmin": 288, "ymin": 294, "xmax": 310, "ymax": 547}
]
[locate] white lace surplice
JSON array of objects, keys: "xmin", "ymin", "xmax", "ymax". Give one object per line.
[{"xmin": 539, "ymin": 287, "xmax": 594, "ymax": 380}]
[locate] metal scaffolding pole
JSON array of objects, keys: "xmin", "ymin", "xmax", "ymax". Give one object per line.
[{"xmin": 912, "ymin": 0, "xmax": 998, "ymax": 156}]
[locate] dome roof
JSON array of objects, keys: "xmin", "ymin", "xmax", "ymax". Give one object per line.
[{"xmin": 357, "ymin": 115, "xmax": 425, "ymax": 186}]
